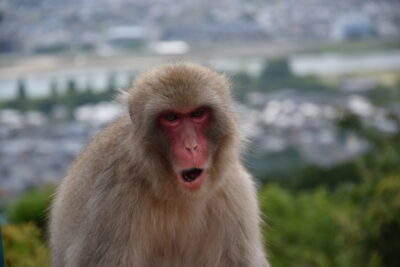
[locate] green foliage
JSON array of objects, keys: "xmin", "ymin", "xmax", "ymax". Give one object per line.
[
  {"xmin": 260, "ymin": 172, "xmax": 400, "ymax": 267},
  {"xmin": 6, "ymin": 186, "xmax": 55, "ymax": 231},
  {"xmin": 260, "ymin": 185, "xmax": 349, "ymax": 267},
  {"xmin": 295, "ymin": 162, "xmax": 362, "ymax": 190},
  {"xmin": 355, "ymin": 174, "xmax": 400, "ymax": 267},
  {"xmin": 2, "ymin": 223, "xmax": 49, "ymax": 267}
]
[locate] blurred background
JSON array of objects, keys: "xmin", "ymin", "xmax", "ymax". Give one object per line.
[{"xmin": 0, "ymin": 0, "xmax": 400, "ymax": 266}]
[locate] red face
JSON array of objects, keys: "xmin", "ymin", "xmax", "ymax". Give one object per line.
[{"xmin": 159, "ymin": 106, "xmax": 211, "ymax": 191}]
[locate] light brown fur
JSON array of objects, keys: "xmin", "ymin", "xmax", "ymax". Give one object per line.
[{"xmin": 50, "ymin": 64, "xmax": 269, "ymax": 267}]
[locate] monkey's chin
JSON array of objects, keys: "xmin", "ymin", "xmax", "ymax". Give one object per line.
[{"xmin": 178, "ymin": 168, "xmax": 206, "ymax": 191}]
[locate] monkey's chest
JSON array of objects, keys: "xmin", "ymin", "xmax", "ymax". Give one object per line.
[
  {"xmin": 147, "ymin": 231, "xmax": 223, "ymax": 266},
  {"xmin": 132, "ymin": 210, "xmax": 225, "ymax": 266}
]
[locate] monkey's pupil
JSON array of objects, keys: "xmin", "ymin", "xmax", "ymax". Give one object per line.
[
  {"xmin": 165, "ymin": 114, "xmax": 178, "ymax": 122},
  {"xmin": 192, "ymin": 109, "xmax": 203, "ymax": 118}
]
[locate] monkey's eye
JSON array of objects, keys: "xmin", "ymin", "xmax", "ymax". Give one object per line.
[
  {"xmin": 191, "ymin": 108, "xmax": 205, "ymax": 118},
  {"xmin": 163, "ymin": 113, "xmax": 179, "ymax": 122}
]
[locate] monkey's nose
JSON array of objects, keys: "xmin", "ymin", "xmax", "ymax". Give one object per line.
[
  {"xmin": 185, "ymin": 144, "xmax": 198, "ymax": 152},
  {"xmin": 184, "ymin": 138, "xmax": 199, "ymax": 152}
]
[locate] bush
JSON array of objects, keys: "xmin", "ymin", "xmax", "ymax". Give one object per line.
[
  {"xmin": 260, "ymin": 172, "xmax": 400, "ymax": 267},
  {"xmin": 260, "ymin": 185, "xmax": 353, "ymax": 267},
  {"xmin": 6, "ymin": 186, "xmax": 55, "ymax": 231},
  {"xmin": 353, "ymin": 174, "xmax": 400, "ymax": 267},
  {"xmin": 2, "ymin": 223, "xmax": 49, "ymax": 267}
]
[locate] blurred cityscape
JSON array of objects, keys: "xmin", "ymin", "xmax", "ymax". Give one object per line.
[
  {"xmin": 1, "ymin": 1, "xmax": 400, "ymax": 266},
  {"xmin": 0, "ymin": 0, "xmax": 400, "ymax": 199},
  {"xmin": 1, "ymin": 0, "xmax": 400, "ymax": 53}
]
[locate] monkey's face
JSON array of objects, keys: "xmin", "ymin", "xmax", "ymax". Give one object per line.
[
  {"xmin": 129, "ymin": 64, "xmax": 237, "ymax": 193},
  {"xmin": 158, "ymin": 106, "xmax": 211, "ymax": 191}
]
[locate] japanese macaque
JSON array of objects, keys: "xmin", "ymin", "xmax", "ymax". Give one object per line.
[{"xmin": 50, "ymin": 64, "xmax": 269, "ymax": 267}]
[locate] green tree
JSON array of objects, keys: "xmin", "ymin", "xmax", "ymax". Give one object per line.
[
  {"xmin": 261, "ymin": 58, "xmax": 293, "ymax": 82},
  {"xmin": 50, "ymin": 80, "xmax": 58, "ymax": 99},
  {"xmin": 65, "ymin": 78, "xmax": 79, "ymax": 119},
  {"xmin": 14, "ymin": 78, "xmax": 29, "ymax": 112},
  {"xmin": 16, "ymin": 78, "xmax": 27, "ymax": 101},
  {"xmin": 258, "ymin": 58, "xmax": 295, "ymax": 90},
  {"xmin": 66, "ymin": 79, "xmax": 77, "ymax": 96}
]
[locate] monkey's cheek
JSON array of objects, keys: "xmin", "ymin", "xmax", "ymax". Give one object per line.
[{"xmin": 177, "ymin": 171, "xmax": 206, "ymax": 191}]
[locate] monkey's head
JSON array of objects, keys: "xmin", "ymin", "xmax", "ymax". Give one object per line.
[{"xmin": 127, "ymin": 64, "xmax": 239, "ymax": 195}]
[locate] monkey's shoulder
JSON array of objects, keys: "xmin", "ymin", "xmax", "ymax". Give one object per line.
[
  {"xmin": 89, "ymin": 116, "xmax": 133, "ymax": 150},
  {"xmin": 67, "ymin": 116, "xmax": 133, "ymax": 178}
]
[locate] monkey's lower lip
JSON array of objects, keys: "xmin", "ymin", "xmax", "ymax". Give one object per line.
[{"xmin": 181, "ymin": 168, "xmax": 203, "ymax": 183}]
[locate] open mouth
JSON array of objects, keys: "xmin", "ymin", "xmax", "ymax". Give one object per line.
[{"xmin": 180, "ymin": 168, "xmax": 203, "ymax": 183}]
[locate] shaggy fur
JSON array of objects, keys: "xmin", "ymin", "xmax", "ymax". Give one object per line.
[{"xmin": 49, "ymin": 64, "xmax": 269, "ymax": 267}]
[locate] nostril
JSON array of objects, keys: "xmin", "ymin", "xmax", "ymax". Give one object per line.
[
  {"xmin": 184, "ymin": 137, "xmax": 199, "ymax": 152},
  {"xmin": 186, "ymin": 145, "xmax": 199, "ymax": 152},
  {"xmin": 189, "ymin": 147, "xmax": 199, "ymax": 152},
  {"xmin": 185, "ymin": 144, "xmax": 199, "ymax": 152}
]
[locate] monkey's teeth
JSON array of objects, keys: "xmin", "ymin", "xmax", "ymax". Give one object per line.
[{"xmin": 181, "ymin": 168, "xmax": 203, "ymax": 183}]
